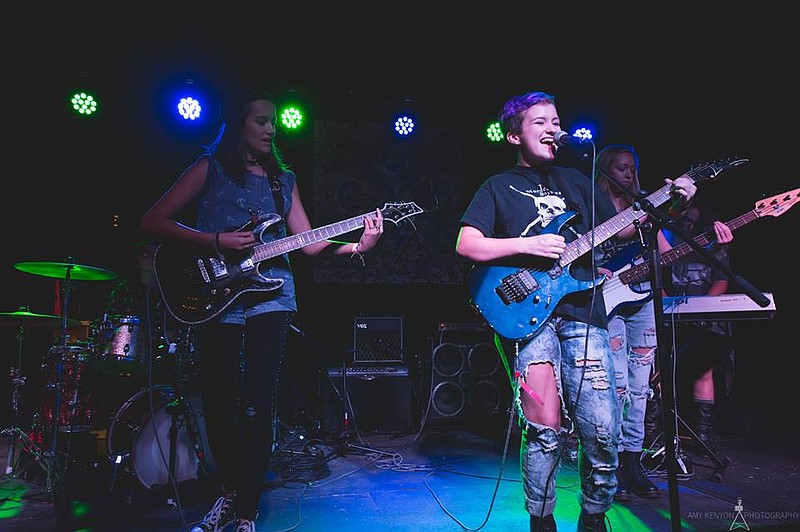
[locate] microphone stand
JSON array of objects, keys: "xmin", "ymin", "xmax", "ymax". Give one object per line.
[
  {"xmin": 632, "ymin": 199, "xmax": 683, "ymax": 531},
  {"xmin": 287, "ymin": 323, "xmax": 345, "ymax": 445},
  {"xmin": 630, "ymin": 195, "xmax": 768, "ymax": 532}
]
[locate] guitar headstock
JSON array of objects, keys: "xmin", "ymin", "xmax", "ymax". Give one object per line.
[
  {"xmin": 380, "ymin": 201, "xmax": 425, "ymax": 225},
  {"xmin": 688, "ymin": 157, "xmax": 750, "ymax": 182},
  {"xmin": 754, "ymin": 187, "xmax": 800, "ymax": 218}
]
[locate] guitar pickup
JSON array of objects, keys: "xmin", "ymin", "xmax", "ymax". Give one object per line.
[
  {"xmin": 496, "ymin": 270, "xmax": 539, "ymax": 305},
  {"xmin": 240, "ymin": 257, "xmax": 255, "ymax": 273},
  {"xmin": 208, "ymin": 257, "xmax": 229, "ymax": 280},
  {"xmin": 196, "ymin": 258, "xmax": 211, "ymax": 284}
]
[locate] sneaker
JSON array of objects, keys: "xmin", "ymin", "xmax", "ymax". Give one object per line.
[
  {"xmin": 191, "ymin": 494, "xmax": 237, "ymax": 532},
  {"xmin": 236, "ymin": 518, "xmax": 256, "ymax": 532}
]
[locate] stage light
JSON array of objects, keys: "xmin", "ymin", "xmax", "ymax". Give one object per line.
[
  {"xmin": 280, "ymin": 104, "xmax": 305, "ymax": 132},
  {"xmin": 171, "ymin": 78, "xmax": 212, "ymax": 126},
  {"xmin": 486, "ymin": 121, "xmax": 504, "ymax": 143},
  {"xmin": 572, "ymin": 127, "xmax": 593, "ymax": 142},
  {"xmin": 393, "ymin": 114, "xmax": 416, "ymax": 138},
  {"xmin": 177, "ymin": 96, "xmax": 202, "ymax": 121},
  {"xmin": 70, "ymin": 91, "xmax": 98, "ymax": 117}
]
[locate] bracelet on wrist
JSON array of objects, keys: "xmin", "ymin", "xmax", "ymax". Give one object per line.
[{"xmin": 350, "ymin": 242, "xmax": 365, "ymax": 266}]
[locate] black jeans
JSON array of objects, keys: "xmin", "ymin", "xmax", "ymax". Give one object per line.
[{"xmin": 196, "ymin": 310, "xmax": 293, "ymax": 519}]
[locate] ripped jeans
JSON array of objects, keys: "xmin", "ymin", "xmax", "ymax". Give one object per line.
[
  {"xmin": 515, "ymin": 317, "xmax": 619, "ymax": 517},
  {"xmin": 608, "ymin": 300, "xmax": 657, "ymax": 452}
]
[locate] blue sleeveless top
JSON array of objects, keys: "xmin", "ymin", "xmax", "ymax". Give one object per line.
[{"xmin": 196, "ymin": 156, "xmax": 298, "ymax": 322}]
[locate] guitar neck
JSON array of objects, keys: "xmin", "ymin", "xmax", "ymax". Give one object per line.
[
  {"xmin": 251, "ymin": 212, "xmax": 370, "ymax": 262},
  {"xmin": 560, "ymin": 182, "xmax": 675, "ymax": 267},
  {"xmin": 621, "ymin": 209, "xmax": 759, "ymax": 285}
]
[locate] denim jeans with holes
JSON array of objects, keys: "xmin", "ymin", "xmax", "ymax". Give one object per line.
[
  {"xmin": 608, "ymin": 299, "xmax": 658, "ymax": 452},
  {"xmin": 514, "ymin": 317, "xmax": 619, "ymax": 517}
]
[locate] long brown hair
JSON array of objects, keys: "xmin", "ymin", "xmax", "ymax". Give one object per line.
[{"xmin": 204, "ymin": 88, "xmax": 290, "ymax": 187}]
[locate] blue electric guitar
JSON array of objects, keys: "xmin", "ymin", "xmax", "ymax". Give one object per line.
[
  {"xmin": 155, "ymin": 201, "xmax": 424, "ymax": 325},
  {"xmin": 467, "ymin": 158, "xmax": 748, "ymax": 341}
]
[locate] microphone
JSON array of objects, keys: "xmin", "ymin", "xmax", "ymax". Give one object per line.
[{"xmin": 554, "ymin": 130, "xmax": 588, "ymax": 147}]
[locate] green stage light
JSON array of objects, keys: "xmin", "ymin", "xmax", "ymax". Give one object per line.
[
  {"xmin": 486, "ymin": 121, "xmax": 504, "ymax": 143},
  {"xmin": 70, "ymin": 91, "xmax": 98, "ymax": 117},
  {"xmin": 280, "ymin": 105, "xmax": 304, "ymax": 132}
]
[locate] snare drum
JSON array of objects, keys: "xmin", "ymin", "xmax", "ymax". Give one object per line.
[
  {"xmin": 93, "ymin": 315, "xmax": 146, "ymax": 375},
  {"xmin": 106, "ymin": 385, "xmax": 215, "ymax": 489},
  {"xmin": 39, "ymin": 345, "xmax": 95, "ymax": 433}
]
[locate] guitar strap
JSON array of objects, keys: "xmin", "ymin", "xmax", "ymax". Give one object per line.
[
  {"xmin": 269, "ymin": 177, "xmax": 291, "ymax": 267},
  {"xmin": 270, "ymin": 177, "xmax": 285, "ymax": 215}
]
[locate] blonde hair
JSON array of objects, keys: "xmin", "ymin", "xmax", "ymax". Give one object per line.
[{"xmin": 595, "ymin": 144, "xmax": 641, "ymax": 210}]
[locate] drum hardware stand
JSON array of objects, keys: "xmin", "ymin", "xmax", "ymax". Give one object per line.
[
  {"xmin": 1, "ymin": 426, "xmax": 50, "ymax": 479},
  {"xmin": 648, "ymin": 356, "xmax": 732, "ymax": 482},
  {"xmin": 44, "ymin": 265, "xmax": 77, "ymax": 494},
  {"xmin": 161, "ymin": 325, "xmax": 207, "ymax": 505},
  {"xmin": 4, "ymin": 321, "xmax": 29, "ymax": 476},
  {"xmin": 10, "ymin": 259, "xmax": 119, "ymax": 502}
]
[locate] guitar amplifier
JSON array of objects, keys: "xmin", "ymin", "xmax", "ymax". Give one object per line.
[
  {"xmin": 320, "ymin": 364, "xmax": 412, "ymax": 434},
  {"xmin": 353, "ymin": 316, "xmax": 404, "ymax": 363}
]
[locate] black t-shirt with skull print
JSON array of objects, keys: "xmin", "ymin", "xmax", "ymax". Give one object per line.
[{"xmin": 460, "ymin": 164, "xmax": 618, "ymax": 330}]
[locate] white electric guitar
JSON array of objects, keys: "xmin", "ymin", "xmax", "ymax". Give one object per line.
[{"xmin": 603, "ymin": 187, "xmax": 799, "ymax": 317}]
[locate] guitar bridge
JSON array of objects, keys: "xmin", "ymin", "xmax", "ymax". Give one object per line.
[{"xmin": 496, "ymin": 269, "xmax": 539, "ymax": 304}]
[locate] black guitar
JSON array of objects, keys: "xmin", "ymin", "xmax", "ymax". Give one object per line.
[
  {"xmin": 155, "ymin": 201, "xmax": 424, "ymax": 324},
  {"xmin": 467, "ymin": 159, "xmax": 748, "ymax": 341}
]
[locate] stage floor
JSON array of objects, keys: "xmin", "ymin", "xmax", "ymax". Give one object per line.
[{"xmin": 1, "ymin": 416, "xmax": 799, "ymax": 531}]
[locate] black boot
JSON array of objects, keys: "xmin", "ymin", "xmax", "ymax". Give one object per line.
[
  {"xmin": 529, "ymin": 513, "xmax": 556, "ymax": 532},
  {"xmin": 613, "ymin": 452, "xmax": 633, "ymax": 502},
  {"xmin": 577, "ymin": 509, "xmax": 607, "ymax": 531},
  {"xmin": 621, "ymin": 450, "xmax": 660, "ymax": 498},
  {"xmin": 690, "ymin": 399, "xmax": 716, "ymax": 457},
  {"xmin": 643, "ymin": 391, "xmax": 662, "ymax": 449}
]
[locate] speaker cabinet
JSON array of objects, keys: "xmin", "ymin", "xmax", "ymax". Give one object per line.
[
  {"xmin": 429, "ymin": 323, "xmax": 511, "ymax": 422},
  {"xmin": 321, "ymin": 364, "xmax": 412, "ymax": 434},
  {"xmin": 353, "ymin": 316, "xmax": 404, "ymax": 363}
]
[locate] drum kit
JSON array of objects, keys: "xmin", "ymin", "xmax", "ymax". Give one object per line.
[{"xmin": 1, "ymin": 259, "xmax": 212, "ymax": 496}]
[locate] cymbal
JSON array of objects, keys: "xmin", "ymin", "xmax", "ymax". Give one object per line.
[
  {"xmin": 0, "ymin": 309, "xmax": 83, "ymax": 328},
  {"xmin": 15, "ymin": 261, "xmax": 118, "ymax": 281}
]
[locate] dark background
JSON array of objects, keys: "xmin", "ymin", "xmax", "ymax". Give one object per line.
[{"xmin": 1, "ymin": 19, "xmax": 797, "ymax": 436}]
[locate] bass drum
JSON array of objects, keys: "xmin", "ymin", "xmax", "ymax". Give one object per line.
[{"xmin": 106, "ymin": 385, "xmax": 215, "ymax": 489}]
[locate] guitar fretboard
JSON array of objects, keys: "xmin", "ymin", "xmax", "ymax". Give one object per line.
[
  {"xmin": 620, "ymin": 210, "xmax": 759, "ymax": 286},
  {"xmin": 251, "ymin": 214, "xmax": 370, "ymax": 262},
  {"xmin": 559, "ymin": 183, "xmax": 674, "ymax": 266}
]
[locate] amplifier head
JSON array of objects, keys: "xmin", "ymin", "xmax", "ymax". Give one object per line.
[{"xmin": 353, "ymin": 316, "xmax": 404, "ymax": 363}]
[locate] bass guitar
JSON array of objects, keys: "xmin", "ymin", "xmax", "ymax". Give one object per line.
[
  {"xmin": 467, "ymin": 158, "xmax": 748, "ymax": 341},
  {"xmin": 155, "ymin": 201, "xmax": 424, "ymax": 325},
  {"xmin": 603, "ymin": 186, "xmax": 799, "ymax": 316}
]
